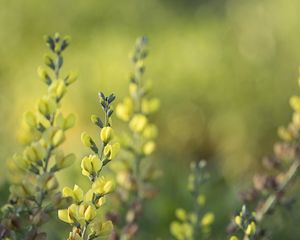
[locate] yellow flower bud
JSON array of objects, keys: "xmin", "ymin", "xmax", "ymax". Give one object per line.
[
  {"xmin": 143, "ymin": 124, "xmax": 158, "ymax": 139},
  {"xmin": 64, "ymin": 113, "xmax": 76, "ymax": 130},
  {"xmin": 104, "ymin": 143, "xmax": 120, "ymax": 160},
  {"xmin": 37, "ymin": 66, "xmax": 51, "ymax": 84},
  {"xmin": 129, "ymin": 114, "xmax": 148, "ymax": 132},
  {"xmin": 24, "ymin": 111, "xmax": 37, "ymax": 128},
  {"xmin": 38, "ymin": 96, "xmax": 57, "ymax": 116},
  {"xmin": 92, "ymin": 177, "xmax": 114, "ymax": 195},
  {"xmin": 37, "ymin": 113, "xmax": 51, "ymax": 129},
  {"xmin": 197, "ymin": 194, "xmax": 206, "ymax": 206},
  {"xmin": 58, "ymin": 204, "xmax": 78, "ymax": 224},
  {"xmin": 245, "ymin": 221, "xmax": 256, "ymax": 236},
  {"xmin": 49, "ymin": 80, "xmax": 67, "ymax": 99},
  {"xmin": 65, "ymin": 71, "xmax": 78, "ymax": 86},
  {"xmin": 46, "ymin": 176, "xmax": 58, "ymax": 191},
  {"xmin": 293, "ymin": 112, "xmax": 300, "ymax": 128},
  {"xmin": 201, "ymin": 212, "xmax": 214, "ymax": 226},
  {"xmin": 79, "ymin": 203, "xmax": 96, "ymax": 222},
  {"xmin": 143, "ymin": 141, "xmax": 156, "ymax": 155},
  {"xmin": 81, "ymin": 132, "xmax": 93, "ymax": 148},
  {"xmin": 63, "ymin": 184, "xmax": 83, "ymax": 203},
  {"xmin": 129, "ymin": 82, "xmax": 138, "ymax": 96},
  {"xmin": 116, "ymin": 97, "xmax": 133, "ymax": 122},
  {"xmin": 81, "ymin": 155, "xmax": 102, "ymax": 177},
  {"xmin": 175, "ymin": 208, "xmax": 187, "ymax": 221},
  {"xmin": 141, "ymin": 98, "xmax": 160, "ymax": 114},
  {"xmin": 290, "ymin": 95, "xmax": 300, "ymax": 112},
  {"xmin": 32, "ymin": 142, "xmax": 47, "ymax": 160},
  {"xmin": 234, "ymin": 215, "xmax": 242, "ymax": 226},
  {"xmin": 229, "ymin": 236, "xmax": 239, "ymax": 240},
  {"xmin": 56, "ymin": 153, "xmax": 75, "ymax": 169},
  {"xmin": 52, "ymin": 129, "xmax": 65, "ymax": 146},
  {"xmin": 277, "ymin": 126, "xmax": 293, "ymax": 142},
  {"xmin": 100, "ymin": 127, "xmax": 113, "ymax": 144},
  {"xmin": 92, "ymin": 220, "xmax": 113, "ymax": 237}
]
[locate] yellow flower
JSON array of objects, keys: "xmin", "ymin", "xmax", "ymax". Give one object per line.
[
  {"xmin": 143, "ymin": 141, "xmax": 156, "ymax": 155},
  {"xmin": 201, "ymin": 212, "xmax": 214, "ymax": 226},
  {"xmin": 24, "ymin": 142, "xmax": 46, "ymax": 163},
  {"xmin": 92, "ymin": 177, "xmax": 114, "ymax": 195},
  {"xmin": 65, "ymin": 71, "xmax": 78, "ymax": 86},
  {"xmin": 129, "ymin": 114, "xmax": 148, "ymax": 132},
  {"xmin": 64, "ymin": 113, "xmax": 76, "ymax": 130},
  {"xmin": 234, "ymin": 215, "xmax": 242, "ymax": 226},
  {"xmin": 79, "ymin": 202, "xmax": 96, "ymax": 222},
  {"xmin": 91, "ymin": 220, "xmax": 113, "ymax": 237},
  {"xmin": 58, "ymin": 204, "xmax": 79, "ymax": 224},
  {"xmin": 277, "ymin": 126, "xmax": 293, "ymax": 142},
  {"xmin": 62, "ymin": 185, "xmax": 84, "ymax": 203},
  {"xmin": 24, "ymin": 111, "xmax": 37, "ymax": 128},
  {"xmin": 290, "ymin": 95, "xmax": 300, "ymax": 112},
  {"xmin": 229, "ymin": 236, "xmax": 239, "ymax": 240},
  {"xmin": 143, "ymin": 124, "xmax": 158, "ymax": 139},
  {"xmin": 175, "ymin": 208, "xmax": 187, "ymax": 221},
  {"xmin": 37, "ymin": 96, "xmax": 57, "ymax": 116},
  {"xmin": 104, "ymin": 143, "xmax": 120, "ymax": 160},
  {"xmin": 84, "ymin": 189, "xmax": 106, "ymax": 207},
  {"xmin": 245, "ymin": 221, "xmax": 256, "ymax": 236},
  {"xmin": 49, "ymin": 80, "xmax": 67, "ymax": 99},
  {"xmin": 116, "ymin": 97, "xmax": 134, "ymax": 121},
  {"xmin": 141, "ymin": 98, "xmax": 160, "ymax": 114},
  {"xmin": 52, "ymin": 129, "xmax": 65, "ymax": 146},
  {"xmin": 129, "ymin": 82, "xmax": 138, "ymax": 96},
  {"xmin": 100, "ymin": 127, "xmax": 113, "ymax": 143},
  {"xmin": 81, "ymin": 155, "xmax": 102, "ymax": 177},
  {"xmin": 81, "ymin": 132, "xmax": 93, "ymax": 148},
  {"xmin": 56, "ymin": 153, "xmax": 75, "ymax": 169}
]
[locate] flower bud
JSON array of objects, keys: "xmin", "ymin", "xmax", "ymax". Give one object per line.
[
  {"xmin": 143, "ymin": 124, "xmax": 158, "ymax": 139},
  {"xmin": 142, "ymin": 141, "xmax": 156, "ymax": 155},
  {"xmin": 92, "ymin": 177, "xmax": 114, "ymax": 195},
  {"xmin": 116, "ymin": 97, "xmax": 133, "ymax": 122},
  {"xmin": 92, "ymin": 220, "xmax": 113, "ymax": 237},
  {"xmin": 290, "ymin": 95, "xmax": 300, "ymax": 112},
  {"xmin": 104, "ymin": 143, "xmax": 120, "ymax": 160},
  {"xmin": 245, "ymin": 221, "xmax": 256, "ymax": 236},
  {"xmin": 129, "ymin": 114, "xmax": 148, "ymax": 132},
  {"xmin": 24, "ymin": 111, "xmax": 37, "ymax": 128},
  {"xmin": 141, "ymin": 98, "xmax": 160, "ymax": 114},
  {"xmin": 81, "ymin": 155, "xmax": 102, "ymax": 177},
  {"xmin": 100, "ymin": 127, "xmax": 113, "ymax": 144},
  {"xmin": 277, "ymin": 126, "xmax": 293, "ymax": 142},
  {"xmin": 38, "ymin": 96, "xmax": 57, "ymax": 116},
  {"xmin": 52, "ymin": 129, "xmax": 65, "ymax": 146},
  {"xmin": 58, "ymin": 204, "xmax": 78, "ymax": 224},
  {"xmin": 63, "ymin": 184, "xmax": 83, "ymax": 203},
  {"xmin": 37, "ymin": 66, "xmax": 51, "ymax": 85},
  {"xmin": 79, "ymin": 203, "xmax": 96, "ymax": 222},
  {"xmin": 201, "ymin": 212, "xmax": 214, "ymax": 226},
  {"xmin": 234, "ymin": 215, "xmax": 242, "ymax": 226},
  {"xmin": 56, "ymin": 153, "xmax": 75, "ymax": 169},
  {"xmin": 81, "ymin": 132, "xmax": 93, "ymax": 148},
  {"xmin": 65, "ymin": 71, "xmax": 78, "ymax": 86},
  {"xmin": 64, "ymin": 113, "xmax": 76, "ymax": 130}
]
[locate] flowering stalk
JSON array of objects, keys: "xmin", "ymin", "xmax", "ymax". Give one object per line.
[
  {"xmin": 107, "ymin": 36, "xmax": 160, "ymax": 239},
  {"xmin": 58, "ymin": 92, "xmax": 120, "ymax": 240},
  {"xmin": 0, "ymin": 33, "xmax": 77, "ymax": 240},
  {"xmin": 229, "ymin": 72, "xmax": 300, "ymax": 239},
  {"xmin": 170, "ymin": 161, "xmax": 214, "ymax": 240}
]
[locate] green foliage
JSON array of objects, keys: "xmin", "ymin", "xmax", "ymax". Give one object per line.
[{"xmin": 0, "ymin": 33, "xmax": 77, "ymax": 239}]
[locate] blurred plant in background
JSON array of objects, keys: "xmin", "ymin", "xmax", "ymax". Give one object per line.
[
  {"xmin": 170, "ymin": 161, "xmax": 214, "ymax": 240},
  {"xmin": 228, "ymin": 73, "xmax": 300, "ymax": 239},
  {"xmin": 58, "ymin": 92, "xmax": 119, "ymax": 240},
  {"xmin": 106, "ymin": 36, "xmax": 161, "ymax": 240},
  {"xmin": 0, "ymin": 33, "xmax": 77, "ymax": 239}
]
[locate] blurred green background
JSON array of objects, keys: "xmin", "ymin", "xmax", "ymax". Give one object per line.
[{"xmin": 1, "ymin": 0, "xmax": 300, "ymax": 239}]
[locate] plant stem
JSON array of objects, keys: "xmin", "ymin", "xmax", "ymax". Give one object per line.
[{"xmin": 255, "ymin": 159, "xmax": 300, "ymax": 222}]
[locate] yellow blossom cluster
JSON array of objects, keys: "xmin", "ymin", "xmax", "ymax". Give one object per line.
[{"xmin": 58, "ymin": 92, "xmax": 119, "ymax": 240}]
